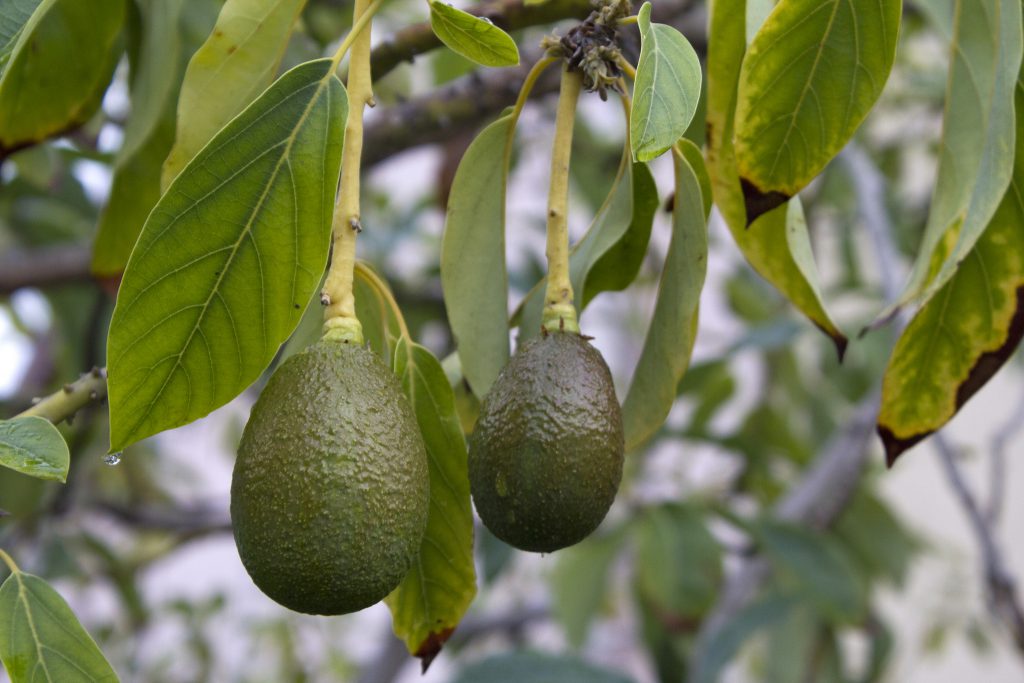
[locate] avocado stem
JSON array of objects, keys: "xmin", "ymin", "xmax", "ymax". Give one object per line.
[
  {"xmin": 542, "ymin": 67, "xmax": 583, "ymax": 334},
  {"xmin": 322, "ymin": 0, "xmax": 376, "ymax": 345}
]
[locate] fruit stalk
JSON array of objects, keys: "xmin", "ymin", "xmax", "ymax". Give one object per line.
[
  {"xmin": 322, "ymin": 0, "xmax": 376, "ymax": 345},
  {"xmin": 542, "ymin": 67, "xmax": 583, "ymax": 334}
]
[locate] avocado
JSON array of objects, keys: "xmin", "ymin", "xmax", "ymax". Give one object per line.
[
  {"xmin": 231, "ymin": 340, "xmax": 429, "ymax": 615},
  {"xmin": 468, "ymin": 330, "xmax": 624, "ymax": 553}
]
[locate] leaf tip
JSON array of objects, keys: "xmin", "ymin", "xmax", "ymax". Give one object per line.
[
  {"xmin": 415, "ymin": 627, "xmax": 456, "ymax": 673},
  {"xmin": 877, "ymin": 424, "xmax": 926, "ymax": 468}
]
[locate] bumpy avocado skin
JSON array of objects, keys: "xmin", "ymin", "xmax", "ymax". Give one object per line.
[
  {"xmin": 231, "ymin": 341, "xmax": 429, "ymax": 615},
  {"xmin": 469, "ymin": 331, "xmax": 624, "ymax": 553}
]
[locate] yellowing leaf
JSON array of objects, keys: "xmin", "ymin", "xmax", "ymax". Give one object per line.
[
  {"xmin": 107, "ymin": 59, "xmax": 347, "ymax": 451},
  {"xmin": 734, "ymin": 0, "xmax": 900, "ymax": 212},
  {"xmin": 879, "ymin": 82, "xmax": 1024, "ymax": 464},
  {"xmin": 705, "ymin": 0, "xmax": 846, "ymax": 356}
]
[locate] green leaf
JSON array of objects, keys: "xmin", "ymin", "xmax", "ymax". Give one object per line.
[
  {"xmin": 705, "ymin": 0, "xmax": 846, "ymax": 357},
  {"xmin": 0, "ymin": 566, "xmax": 118, "ymax": 682},
  {"xmin": 878, "ymin": 82, "xmax": 1024, "ymax": 463},
  {"xmin": 622, "ymin": 141, "xmax": 708, "ymax": 451},
  {"xmin": 762, "ymin": 606, "xmax": 822, "ymax": 683},
  {"xmin": 449, "ymin": 652, "xmax": 635, "ymax": 683},
  {"xmin": 0, "ymin": 417, "xmax": 69, "ymax": 483},
  {"xmin": 386, "ymin": 338, "xmax": 476, "ymax": 662},
  {"xmin": 0, "ymin": 0, "xmax": 124, "ymax": 157},
  {"xmin": 754, "ymin": 521, "xmax": 867, "ymax": 624},
  {"xmin": 630, "ymin": 2, "xmax": 702, "ymax": 162},
  {"xmin": 691, "ymin": 592, "xmax": 798, "ymax": 683},
  {"xmin": 428, "ymin": 1, "xmax": 519, "ymax": 68},
  {"xmin": 93, "ymin": 0, "xmax": 217, "ymax": 278},
  {"xmin": 634, "ymin": 504, "xmax": 722, "ymax": 619},
  {"xmin": 886, "ymin": 0, "xmax": 1023, "ymax": 313},
  {"xmin": 162, "ymin": 0, "xmax": 307, "ymax": 188},
  {"xmin": 551, "ymin": 527, "xmax": 627, "ymax": 648},
  {"xmin": 0, "ymin": 0, "xmax": 42, "ymax": 69},
  {"xmin": 441, "ymin": 114, "xmax": 514, "ymax": 397},
  {"xmin": 834, "ymin": 492, "xmax": 919, "ymax": 586},
  {"xmin": 516, "ymin": 152, "xmax": 659, "ymax": 339},
  {"xmin": 733, "ymin": 0, "xmax": 900, "ymax": 202},
  {"xmin": 106, "ymin": 59, "xmax": 347, "ymax": 451}
]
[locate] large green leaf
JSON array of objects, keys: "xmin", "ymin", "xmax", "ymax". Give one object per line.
[
  {"xmin": 386, "ymin": 338, "xmax": 476, "ymax": 663},
  {"xmin": 551, "ymin": 526, "xmax": 627, "ymax": 648},
  {"xmin": 0, "ymin": 0, "xmax": 124, "ymax": 157},
  {"xmin": 634, "ymin": 504, "xmax": 723, "ymax": 619},
  {"xmin": 106, "ymin": 59, "xmax": 347, "ymax": 451},
  {"xmin": 0, "ymin": 565, "xmax": 118, "ymax": 682},
  {"xmin": 516, "ymin": 153, "xmax": 659, "ymax": 339},
  {"xmin": 878, "ymin": 83, "xmax": 1024, "ymax": 464},
  {"xmin": 734, "ymin": 0, "xmax": 900, "ymax": 209},
  {"xmin": 441, "ymin": 114, "xmax": 514, "ymax": 397},
  {"xmin": 428, "ymin": 1, "xmax": 519, "ymax": 68},
  {"xmin": 0, "ymin": 417, "xmax": 69, "ymax": 483},
  {"xmin": 0, "ymin": 0, "xmax": 42, "ymax": 69},
  {"xmin": 754, "ymin": 521, "xmax": 867, "ymax": 624},
  {"xmin": 449, "ymin": 652, "xmax": 634, "ymax": 683},
  {"xmin": 161, "ymin": 0, "xmax": 307, "ymax": 188},
  {"xmin": 705, "ymin": 0, "xmax": 846, "ymax": 357},
  {"xmin": 621, "ymin": 141, "xmax": 708, "ymax": 451},
  {"xmin": 630, "ymin": 2, "xmax": 702, "ymax": 162},
  {"xmin": 888, "ymin": 0, "xmax": 1023, "ymax": 313},
  {"xmin": 92, "ymin": 0, "xmax": 219, "ymax": 277}
]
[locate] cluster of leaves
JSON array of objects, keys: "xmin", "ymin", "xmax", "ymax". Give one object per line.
[{"xmin": 0, "ymin": 0, "xmax": 1021, "ymax": 681}]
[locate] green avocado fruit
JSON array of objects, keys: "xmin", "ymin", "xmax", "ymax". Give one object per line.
[
  {"xmin": 469, "ymin": 330, "xmax": 624, "ymax": 553},
  {"xmin": 231, "ymin": 340, "xmax": 429, "ymax": 615}
]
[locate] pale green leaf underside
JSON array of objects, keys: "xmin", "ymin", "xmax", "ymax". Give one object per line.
[
  {"xmin": 631, "ymin": 2, "xmax": 702, "ymax": 162},
  {"xmin": 890, "ymin": 0, "xmax": 1023, "ymax": 313},
  {"xmin": 441, "ymin": 114, "xmax": 514, "ymax": 397},
  {"xmin": 517, "ymin": 153, "xmax": 658, "ymax": 339},
  {"xmin": 429, "ymin": 2, "xmax": 519, "ymax": 68},
  {"xmin": 0, "ymin": 0, "xmax": 123, "ymax": 155},
  {"xmin": 162, "ymin": 0, "xmax": 306, "ymax": 188},
  {"xmin": 622, "ymin": 141, "xmax": 708, "ymax": 451},
  {"xmin": 0, "ymin": 571, "xmax": 118, "ymax": 682},
  {"xmin": 0, "ymin": 417, "xmax": 69, "ymax": 483},
  {"xmin": 705, "ymin": 0, "xmax": 845, "ymax": 353},
  {"xmin": 734, "ymin": 0, "xmax": 901, "ymax": 195},
  {"xmin": 879, "ymin": 88, "xmax": 1024, "ymax": 460},
  {"xmin": 386, "ymin": 338, "xmax": 476, "ymax": 655},
  {"xmin": 107, "ymin": 59, "xmax": 347, "ymax": 451}
]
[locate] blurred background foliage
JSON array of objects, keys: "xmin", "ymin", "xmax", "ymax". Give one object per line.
[{"xmin": 0, "ymin": 1, "xmax": 1021, "ymax": 682}]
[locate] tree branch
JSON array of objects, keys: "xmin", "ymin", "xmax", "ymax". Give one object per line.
[
  {"xmin": 18, "ymin": 367, "xmax": 108, "ymax": 425},
  {"xmin": 0, "ymin": 244, "xmax": 93, "ymax": 295},
  {"xmin": 933, "ymin": 435, "xmax": 1024, "ymax": 655}
]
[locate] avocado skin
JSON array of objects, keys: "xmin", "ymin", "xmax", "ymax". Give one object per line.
[
  {"xmin": 469, "ymin": 331, "xmax": 624, "ymax": 553},
  {"xmin": 231, "ymin": 340, "xmax": 428, "ymax": 615}
]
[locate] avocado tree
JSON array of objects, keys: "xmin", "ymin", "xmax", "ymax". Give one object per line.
[{"xmin": 0, "ymin": 0, "xmax": 1022, "ymax": 681}]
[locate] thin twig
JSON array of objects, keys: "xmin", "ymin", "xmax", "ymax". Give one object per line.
[{"xmin": 933, "ymin": 435, "xmax": 1024, "ymax": 655}]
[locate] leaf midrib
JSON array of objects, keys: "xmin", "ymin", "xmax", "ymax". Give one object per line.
[{"xmin": 117, "ymin": 71, "xmax": 336, "ymax": 443}]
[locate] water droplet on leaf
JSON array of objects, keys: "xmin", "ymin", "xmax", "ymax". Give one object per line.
[{"xmin": 103, "ymin": 453, "xmax": 122, "ymax": 466}]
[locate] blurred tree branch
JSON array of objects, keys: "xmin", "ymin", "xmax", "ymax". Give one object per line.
[{"xmin": 0, "ymin": 244, "xmax": 93, "ymax": 295}]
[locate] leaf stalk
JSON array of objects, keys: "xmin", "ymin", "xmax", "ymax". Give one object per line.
[{"xmin": 541, "ymin": 67, "xmax": 583, "ymax": 333}]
